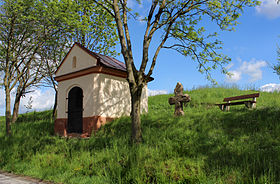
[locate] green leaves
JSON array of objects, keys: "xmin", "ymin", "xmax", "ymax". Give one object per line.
[
  {"xmin": 66, "ymin": 0, "xmax": 118, "ymax": 56},
  {"xmin": 273, "ymin": 45, "xmax": 280, "ymax": 77},
  {"xmin": 152, "ymin": 0, "xmax": 260, "ymax": 83}
]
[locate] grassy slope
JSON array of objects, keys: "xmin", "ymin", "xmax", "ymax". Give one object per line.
[{"xmin": 0, "ymin": 87, "xmax": 280, "ymax": 184}]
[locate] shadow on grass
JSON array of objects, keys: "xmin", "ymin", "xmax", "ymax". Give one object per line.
[{"xmin": 198, "ymin": 107, "xmax": 280, "ymax": 182}]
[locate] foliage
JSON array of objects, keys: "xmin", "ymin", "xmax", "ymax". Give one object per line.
[
  {"xmin": 1, "ymin": 87, "xmax": 280, "ymax": 183},
  {"xmin": 70, "ymin": 0, "xmax": 118, "ymax": 55},
  {"xmin": 0, "ymin": 0, "xmax": 49, "ymax": 134},
  {"xmin": 0, "ymin": 0, "xmax": 119, "ymax": 132},
  {"xmin": 98, "ymin": 0, "xmax": 261, "ymax": 82},
  {"xmin": 273, "ymin": 45, "xmax": 280, "ymax": 77},
  {"xmin": 93, "ymin": 0, "xmax": 261, "ymax": 142}
]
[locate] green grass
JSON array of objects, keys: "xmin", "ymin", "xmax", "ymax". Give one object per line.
[
  {"xmin": 1, "ymin": 87, "xmax": 280, "ymax": 183},
  {"xmin": 0, "ymin": 116, "xmax": 4, "ymax": 123}
]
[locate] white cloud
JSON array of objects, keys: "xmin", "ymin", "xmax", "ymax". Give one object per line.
[
  {"xmin": 226, "ymin": 70, "xmax": 242, "ymax": 83},
  {"xmin": 226, "ymin": 59, "xmax": 267, "ymax": 83},
  {"xmin": 256, "ymin": 0, "xmax": 280, "ymax": 19},
  {"xmin": 260, "ymin": 83, "xmax": 280, "ymax": 92},
  {"xmin": 0, "ymin": 88, "xmax": 55, "ymax": 116},
  {"xmin": 20, "ymin": 89, "xmax": 55, "ymax": 113},
  {"xmin": 240, "ymin": 60, "xmax": 267, "ymax": 82},
  {"xmin": 148, "ymin": 89, "xmax": 168, "ymax": 96}
]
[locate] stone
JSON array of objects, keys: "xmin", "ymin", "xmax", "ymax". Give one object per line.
[{"xmin": 168, "ymin": 82, "xmax": 191, "ymax": 116}]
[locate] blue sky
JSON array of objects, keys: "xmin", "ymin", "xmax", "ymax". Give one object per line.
[
  {"xmin": 123, "ymin": 0, "xmax": 280, "ymax": 94},
  {"xmin": 0, "ymin": 0, "xmax": 280, "ymax": 115}
]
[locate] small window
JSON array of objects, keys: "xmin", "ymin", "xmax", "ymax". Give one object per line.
[{"xmin": 72, "ymin": 56, "xmax": 77, "ymax": 68}]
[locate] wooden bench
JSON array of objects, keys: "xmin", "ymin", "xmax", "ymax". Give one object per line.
[{"xmin": 216, "ymin": 93, "xmax": 260, "ymax": 111}]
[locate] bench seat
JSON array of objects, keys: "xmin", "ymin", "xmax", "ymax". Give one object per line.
[
  {"xmin": 216, "ymin": 93, "xmax": 259, "ymax": 111},
  {"xmin": 216, "ymin": 100, "xmax": 256, "ymax": 106}
]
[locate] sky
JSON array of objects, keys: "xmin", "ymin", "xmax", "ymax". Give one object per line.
[{"xmin": 0, "ymin": 0, "xmax": 280, "ymax": 116}]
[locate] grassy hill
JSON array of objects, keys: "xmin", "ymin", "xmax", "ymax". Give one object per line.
[
  {"xmin": 0, "ymin": 87, "xmax": 280, "ymax": 183},
  {"xmin": 0, "ymin": 116, "xmax": 4, "ymax": 123}
]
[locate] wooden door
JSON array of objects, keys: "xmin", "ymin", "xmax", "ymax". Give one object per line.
[{"xmin": 67, "ymin": 87, "xmax": 83, "ymax": 133}]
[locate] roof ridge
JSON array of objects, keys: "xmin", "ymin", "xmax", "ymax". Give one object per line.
[
  {"xmin": 75, "ymin": 42, "xmax": 126, "ymax": 71},
  {"xmin": 104, "ymin": 55, "xmax": 126, "ymax": 69}
]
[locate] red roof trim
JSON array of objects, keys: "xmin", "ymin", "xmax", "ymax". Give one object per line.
[{"xmin": 54, "ymin": 66, "xmax": 127, "ymax": 82}]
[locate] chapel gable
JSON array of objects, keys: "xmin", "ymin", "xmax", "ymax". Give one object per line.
[{"xmin": 55, "ymin": 43, "xmax": 98, "ymax": 77}]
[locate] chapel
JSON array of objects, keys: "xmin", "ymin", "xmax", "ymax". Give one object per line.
[{"xmin": 54, "ymin": 43, "xmax": 150, "ymax": 137}]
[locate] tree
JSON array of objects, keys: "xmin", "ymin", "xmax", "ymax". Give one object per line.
[
  {"xmin": 39, "ymin": 0, "xmax": 118, "ymax": 118},
  {"xmin": 40, "ymin": 39, "xmax": 70, "ymax": 118},
  {"xmin": 93, "ymin": 0, "xmax": 260, "ymax": 143},
  {"xmin": 0, "ymin": 0, "xmax": 46, "ymax": 135},
  {"xmin": 0, "ymin": 0, "xmax": 78, "ymax": 134},
  {"xmin": 72, "ymin": 0, "xmax": 118, "ymax": 54},
  {"xmin": 11, "ymin": 55, "xmax": 45, "ymax": 123}
]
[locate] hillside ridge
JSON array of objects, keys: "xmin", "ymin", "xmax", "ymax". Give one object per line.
[{"xmin": 0, "ymin": 87, "xmax": 280, "ymax": 183}]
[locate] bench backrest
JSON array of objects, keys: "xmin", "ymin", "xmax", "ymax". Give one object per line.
[{"xmin": 223, "ymin": 93, "xmax": 260, "ymax": 102}]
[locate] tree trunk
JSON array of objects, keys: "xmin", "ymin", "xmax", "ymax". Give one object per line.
[
  {"xmin": 11, "ymin": 97, "xmax": 20, "ymax": 123},
  {"xmin": 11, "ymin": 91, "xmax": 22, "ymax": 123},
  {"xmin": 5, "ymin": 88, "xmax": 11, "ymax": 136},
  {"xmin": 130, "ymin": 85, "xmax": 143, "ymax": 143},
  {"xmin": 52, "ymin": 90, "xmax": 57, "ymax": 119}
]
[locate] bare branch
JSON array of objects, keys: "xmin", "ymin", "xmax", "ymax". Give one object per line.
[{"xmin": 139, "ymin": 0, "xmax": 166, "ymax": 75}]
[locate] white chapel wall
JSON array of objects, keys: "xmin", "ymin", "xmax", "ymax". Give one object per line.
[
  {"xmin": 56, "ymin": 45, "xmax": 97, "ymax": 77},
  {"xmin": 57, "ymin": 73, "xmax": 148, "ymax": 119},
  {"xmin": 93, "ymin": 73, "xmax": 148, "ymax": 118},
  {"xmin": 141, "ymin": 85, "xmax": 148, "ymax": 113},
  {"xmin": 56, "ymin": 74, "xmax": 95, "ymax": 119}
]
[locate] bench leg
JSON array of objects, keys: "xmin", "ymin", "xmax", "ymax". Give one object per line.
[
  {"xmin": 218, "ymin": 104, "xmax": 225, "ymax": 111},
  {"xmin": 244, "ymin": 102, "xmax": 250, "ymax": 108},
  {"xmin": 225, "ymin": 105, "xmax": 230, "ymax": 111},
  {"xmin": 218, "ymin": 104, "xmax": 230, "ymax": 111},
  {"xmin": 244, "ymin": 102, "xmax": 256, "ymax": 109}
]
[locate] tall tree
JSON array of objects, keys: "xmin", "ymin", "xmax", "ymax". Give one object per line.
[
  {"xmin": 11, "ymin": 55, "xmax": 45, "ymax": 123},
  {"xmin": 0, "ymin": 0, "xmax": 45, "ymax": 135},
  {"xmin": 40, "ymin": 38, "xmax": 70, "ymax": 118},
  {"xmin": 0, "ymin": 0, "xmax": 79, "ymax": 134},
  {"xmin": 93, "ymin": 0, "xmax": 260, "ymax": 143},
  {"xmin": 40, "ymin": 0, "xmax": 118, "ymax": 118}
]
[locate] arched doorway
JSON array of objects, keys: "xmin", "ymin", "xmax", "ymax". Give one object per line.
[{"xmin": 67, "ymin": 87, "xmax": 83, "ymax": 133}]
